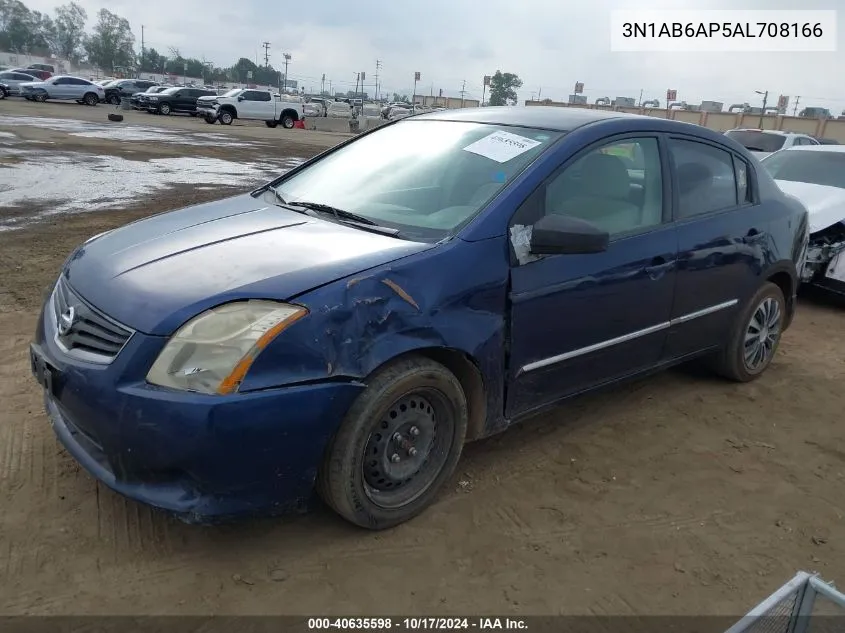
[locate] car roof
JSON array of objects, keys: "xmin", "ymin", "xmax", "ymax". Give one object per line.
[
  {"xmin": 415, "ymin": 105, "xmax": 666, "ymax": 131},
  {"xmin": 780, "ymin": 144, "xmax": 845, "ymax": 153}
]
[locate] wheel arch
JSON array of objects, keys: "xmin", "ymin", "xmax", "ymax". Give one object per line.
[
  {"xmin": 762, "ymin": 262, "xmax": 798, "ymax": 329},
  {"xmin": 280, "ymin": 108, "xmax": 300, "ymax": 121},
  {"xmin": 364, "ymin": 347, "xmax": 488, "ymax": 443}
]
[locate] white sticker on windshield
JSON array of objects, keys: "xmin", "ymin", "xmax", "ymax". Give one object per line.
[{"xmin": 463, "ymin": 130, "xmax": 542, "ymax": 163}]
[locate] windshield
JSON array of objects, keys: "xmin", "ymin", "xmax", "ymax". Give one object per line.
[
  {"xmin": 271, "ymin": 120, "xmax": 561, "ymax": 240},
  {"xmin": 762, "ymin": 150, "xmax": 845, "ymax": 189},
  {"xmin": 725, "ymin": 130, "xmax": 786, "ymax": 152},
  {"xmin": 222, "ymin": 89, "xmax": 241, "ymax": 97}
]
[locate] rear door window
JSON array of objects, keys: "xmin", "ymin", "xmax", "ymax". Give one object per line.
[{"xmin": 670, "ymin": 139, "xmax": 738, "ymax": 218}]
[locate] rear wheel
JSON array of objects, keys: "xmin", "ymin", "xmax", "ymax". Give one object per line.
[
  {"xmin": 714, "ymin": 282, "xmax": 785, "ymax": 382},
  {"xmin": 317, "ymin": 356, "xmax": 468, "ymax": 529},
  {"xmin": 265, "ymin": 120, "xmax": 278, "ymax": 128},
  {"xmin": 83, "ymin": 92, "xmax": 98, "ymax": 106},
  {"xmin": 280, "ymin": 114, "xmax": 295, "ymax": 129}
]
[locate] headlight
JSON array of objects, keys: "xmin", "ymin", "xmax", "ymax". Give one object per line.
[{"xmin": 146, "ymin": 300, "xmax": 307, "ymax": 395}]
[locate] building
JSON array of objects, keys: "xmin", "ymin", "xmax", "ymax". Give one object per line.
[{"xmin": 413, "ymin": 94, "xmax": 480, "ymax": 109}]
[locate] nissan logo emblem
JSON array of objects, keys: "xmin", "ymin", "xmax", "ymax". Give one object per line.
[{"xmin": 58, "ymin": 305, "xmax": 76, "ymax": 336}]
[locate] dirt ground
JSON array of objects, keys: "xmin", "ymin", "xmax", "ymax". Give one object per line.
[{"xmin": 0, "ymin": 99, "xmax": 844, "ymax": 617}]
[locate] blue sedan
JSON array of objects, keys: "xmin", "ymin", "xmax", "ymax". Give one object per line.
[{"xmin": 31, "ymin": 107, "xmax": 809, "ymax": 529}]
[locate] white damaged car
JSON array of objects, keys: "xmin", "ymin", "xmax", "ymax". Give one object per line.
[{"xmin": 761, "ymin": 145, "xmax": 845, "ymax": 296}]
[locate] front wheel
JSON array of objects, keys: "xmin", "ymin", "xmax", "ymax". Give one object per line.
[
  {"xmin": 34, "ymin": 93, "xmax": 47, "ymax": 102},
  {"xmin": 317, "ymin": 356, "xmax": 468, "ymax": 530},
  {"xmin": 0, "ymin": 88, "xmax": 6, "ymax": 100},
  {"xmin": 714, "ymin": 282, "xmax": 786, "ymax": 382},
  {"xmin": 204, "ymin": 115, "xmax": 216, "ymax": 124},
  {"xmin": 158, "ymin": 102, "xmax": 171, "ymax": 115},
  {"xmin": 218, "ymin": 110, "xmax": 233, "ymax": 125},
  {"xmin": 107, "ymin": 94, "xmax": 120, "ymax": 105}
]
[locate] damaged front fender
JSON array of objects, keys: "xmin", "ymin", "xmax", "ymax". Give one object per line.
[{"xmin": 238, "ymin": 237, "xmax": 512, "ymax": 438}]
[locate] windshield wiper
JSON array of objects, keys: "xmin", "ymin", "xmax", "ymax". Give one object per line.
[
  {"xmin": 287, "ymin": 201, "xmax": 401, "ymax": 236},
  {"xmin": 289, "ymin": 201, "xmax": 376, "ymax": 225}
]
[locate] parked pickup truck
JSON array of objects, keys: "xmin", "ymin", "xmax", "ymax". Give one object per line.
[{"xmin": 196, "ymin": 88, "xmax": 304, "ymax": 128}]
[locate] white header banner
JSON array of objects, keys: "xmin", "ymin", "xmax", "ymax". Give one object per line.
[{"xmin": 610, "ymin": 10, "xmax": 837, "ymax": 52}]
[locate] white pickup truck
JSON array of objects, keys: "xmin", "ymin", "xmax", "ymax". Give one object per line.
[{"xmin": 196, "ymin": 88, "xmax": 304, "ymax": 128}]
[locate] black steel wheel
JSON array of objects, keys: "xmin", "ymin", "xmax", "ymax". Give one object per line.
[
  {"xmin": 714, "ymin": 281, "xmax": 785, "ymax": 382},
  {"xmin": 318, "ymin": 356, "xmax": 468, "ymax": 529}
]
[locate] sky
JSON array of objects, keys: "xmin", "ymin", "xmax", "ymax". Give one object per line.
[{"xmin": 21, "ymin": 0, "xmax": 845, "ymax": 113}]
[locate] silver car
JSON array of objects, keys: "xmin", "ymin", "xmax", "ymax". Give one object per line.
[
  {"xmin": 0, "ymin": 70, "xmax": 39, "ymax": 95},
  {"xmin": 20, "ymin": 75, "xmax": 105, "ymax": 105}
]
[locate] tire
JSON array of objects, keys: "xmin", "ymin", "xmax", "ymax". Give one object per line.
[
  {"xmin": 107, "ymin": 94, "xmax": 120, "ymax": 105},
  {"xmin": 107, "ymin": 113, "xmax": 124, "ymax": 122},
  {"xmin": 317, "ymin": 356, "xmax": 468, "ymax": 530},
  {"xmin": 189, "ymin": 112, "xmax": 197, "ymax": 117},
  {"xmin": 714, "ymin": 282, "xmax": 786, "ymax": 382},
  {"xmin": 158, "ymin": 102, "xmax": 171, "ymax": 115},
  {"xmin": 34, "ymin": 93, "xmax": 47, "ymax": 103},
  {"xmin": 0, "ymin": 89, "xmax": 6, "ymax": 100},
  {"xmin": 204, "ymin": 115, "xmax": 216, "ymax": 124},
  {"xmin": 218, "ymin": 110, "xmax": 233, "ymax": 125},
  {"xmin": 265, "ymin": 120, "xmax": 278, "ymax": 128},
  {"xmin": 280, "ymin": 114, "xmax": 295, "ymax": 129},
  {"xmin": 83, "ymin": 92, "xmax": 98, "ymax": 106}
]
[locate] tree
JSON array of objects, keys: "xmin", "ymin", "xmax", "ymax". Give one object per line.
[
  {"xmin": 52, "ymin": 2, "xmax": 86, "ymax": 62},
  {"xmin": 141, "ymin": 47, "xmax": 166, "ymax": 73},
  {"xmin": 0, "ymin": 0, "xmax": 54, "ymax": 54},
  {"xmin": 232, "ymin": 57, "xmax": 258, "ymax": 83},
  {"xmin": 84, "ymin": 8, "xmax": 135, "ymax": 72},
  {"xmin": 392, "ymin": 92, "xmax": 409, "ymax": 102},
  {"xmin": 487, "ymin": 70, "xmax": 523, "ymax": 106}
]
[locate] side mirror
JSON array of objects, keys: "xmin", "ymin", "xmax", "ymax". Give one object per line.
[
  {"xmin": 530, "ymin": 214, "xmax": 609, "ymax": 255},
  {"xmin": 237, "ymin": 95, "xmax": 244, "ymax": 101}
]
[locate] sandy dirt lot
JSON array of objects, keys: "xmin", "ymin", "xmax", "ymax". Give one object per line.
[{"xmin": 0, "ymin": 99, "xmax": 844, "ymax": 617}]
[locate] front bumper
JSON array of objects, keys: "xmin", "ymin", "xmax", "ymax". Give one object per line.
[{"xmin": 32, "ymin": 288, "xmax": 364, "ymax": 522}]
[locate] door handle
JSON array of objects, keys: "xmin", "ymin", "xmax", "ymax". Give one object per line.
[
  {"xmin": 743, "ymin": 229, "xmax": 766, "ymax": 244},
  {"xmin": 644, "ymin": 257, "xmax": 675, "ymax": 280}
]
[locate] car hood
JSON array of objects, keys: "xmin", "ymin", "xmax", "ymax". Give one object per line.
[
  {"xmin": 19, "ymin": 81, "xmax": 46, "ymax": 88},
  {"xmin": 775, "ymin": 180, "xmax": 845, "ymax": 234},
  {"xmin": 64, "ymin": 193, "xmax": 434, "ymax": 335},
  {"xmin": 196, "ymin": 95, "xmax": 217, "ymax": 102}
]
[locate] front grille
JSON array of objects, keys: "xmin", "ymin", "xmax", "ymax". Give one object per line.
[{"xmin": 52, "ymin": 277, "xmax": 132, "ymax": 363}]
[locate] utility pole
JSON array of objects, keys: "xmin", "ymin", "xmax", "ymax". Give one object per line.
[
  {"xmin": 282, "ymin": 53, "xmax": 291, "ymax": 92},
  {"xmin": 538, "ymin": 87, "xmax": 542, "ymax": 100},
  {"xmin": 321, "ymin": 73, "xmax": 325, "ymax": 95},
  {"xmin": 375, "ymin": 59, "xmax": 382, "ymax": 101},
  {"xmin": 460, "ymin": 79, "xmax": 466, "ymax": 108},
  {"xmin": 262, "ymin": 41, "xmax": 270, "ymax": 67},
  {"xmin": 638, "ymin": 88, "xmax": 643, "ymax": 107},
  {"xmin": 140, "ymin": 25, "xmax": 145, "ymax": 75},
  {"xmin": 756, "ymin": 90, "xmax": 768, "ymax": 128},
  {"xmin": 793, "ymin": 96, "xmax": 801, "ymax": 117}
]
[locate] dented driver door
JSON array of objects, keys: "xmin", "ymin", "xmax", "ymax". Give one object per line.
[{"xmin": 504, "ymin": 134, "xmax": 679, "ymax": 419}]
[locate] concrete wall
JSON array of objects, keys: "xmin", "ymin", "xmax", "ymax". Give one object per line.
[
  {"xmin": 310, "ymin": 117, "xmax": 352, "ymax": 133},
  {"xmin": 525, "ymin": 100, "xmax": 845, "ymax": 142}
]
